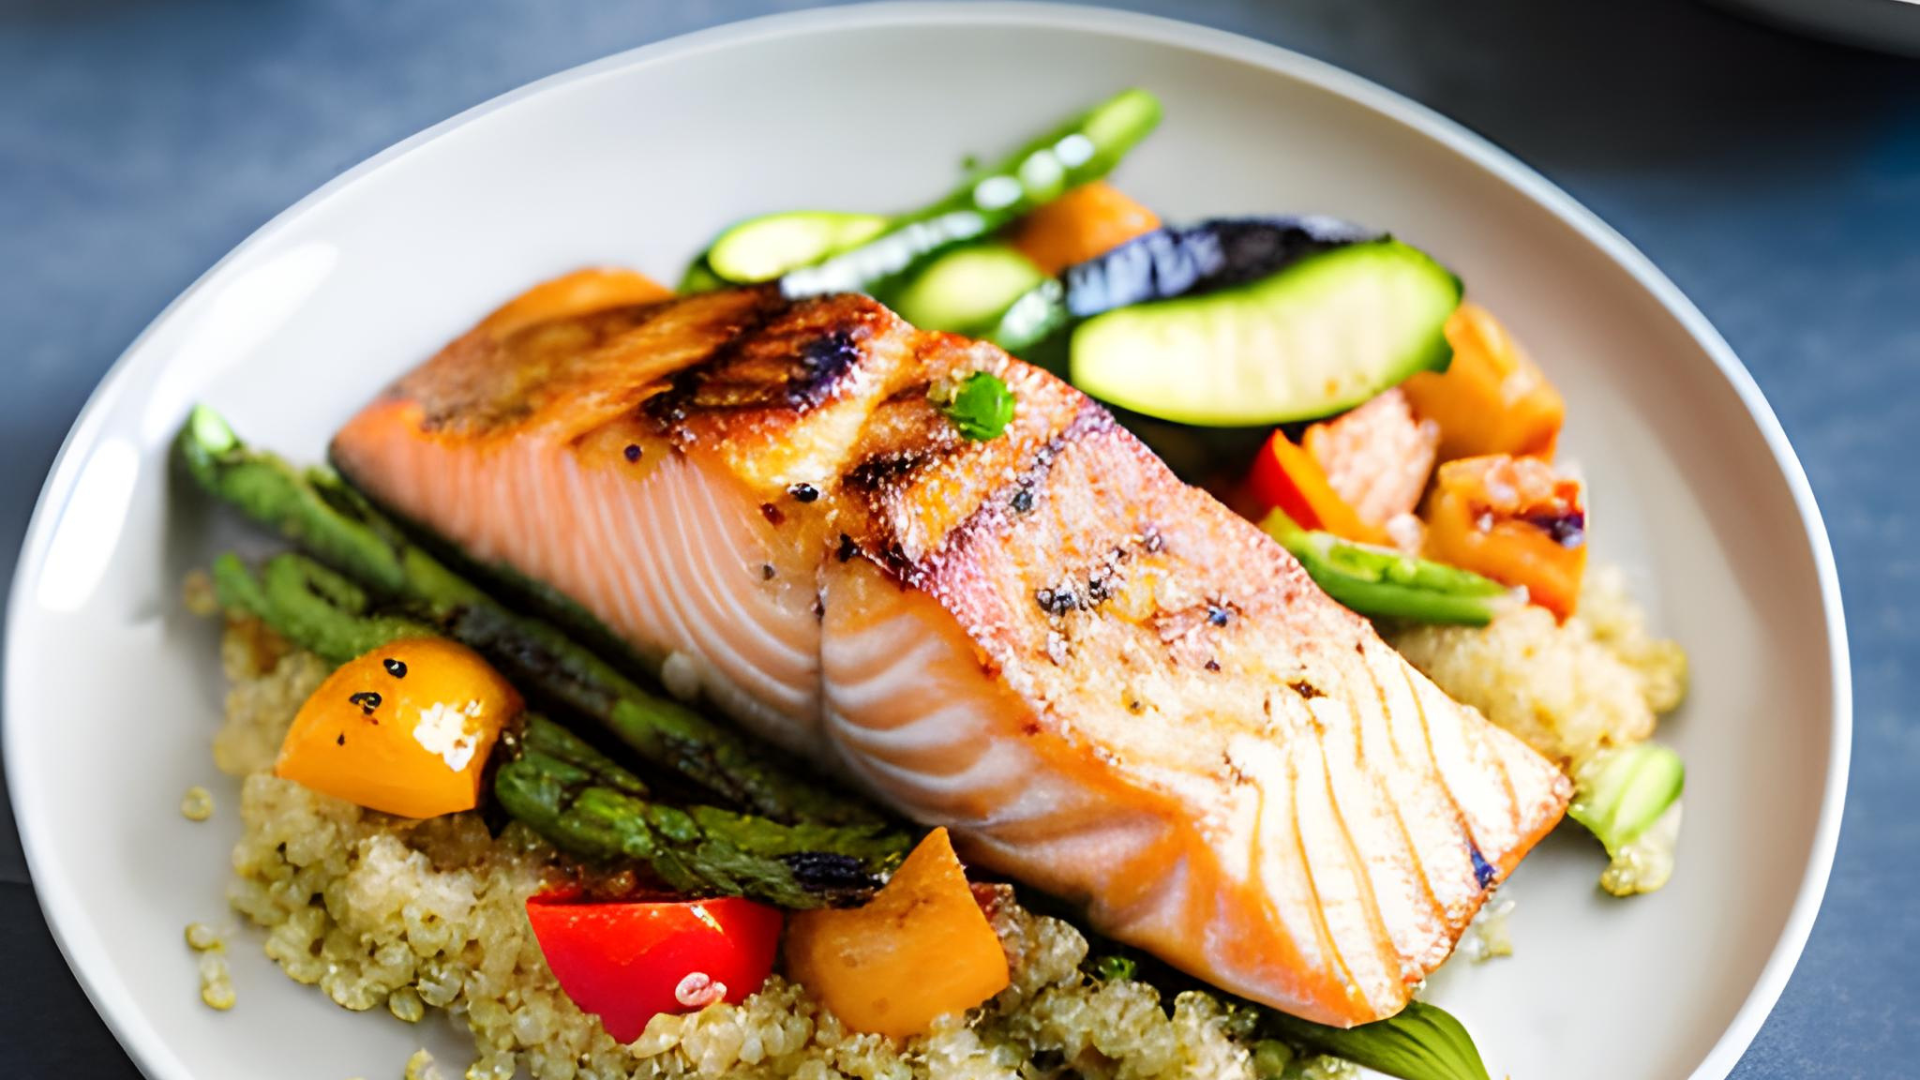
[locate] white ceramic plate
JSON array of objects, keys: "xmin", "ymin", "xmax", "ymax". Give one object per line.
[{"xmin": 4, "ymin": 5, "xmax": 1849, "ymax": 1079}]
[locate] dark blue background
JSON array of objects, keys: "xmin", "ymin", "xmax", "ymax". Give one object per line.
[{"xmin": 2, "ymin": 1, "xmax": 1915, "ymax": 1076}]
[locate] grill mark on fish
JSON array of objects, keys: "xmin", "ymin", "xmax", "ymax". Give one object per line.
[
  {"xmin": 1312, "ymin": 704, "xmax": 1401, "ymax": 995},
  {"xmin": 641, "ymin": 290, "xmax": 799, "ymax": 435}
]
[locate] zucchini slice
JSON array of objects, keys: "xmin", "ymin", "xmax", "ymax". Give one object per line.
[
  {"xmin": 704, "ymin": 211, "xmax": 890, "ymax": 285},
  {"xmin": 992, "ymin": 216, "xmax": 1383, "ymax": 354},
  {"xmin": 888, "ymin": 242, "xmax": 1046, "ymax": 334},
  {"xmin": 1070, "ymin": 239, "xmax": 1461, "ymax": 426}
]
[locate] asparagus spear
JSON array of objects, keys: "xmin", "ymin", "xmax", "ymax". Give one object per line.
[
  {"xmin": 213, "ymin": 552, "xmax": 901, "ymax": 907},
  {"xmin": 496, "ymin": 724, "xmax": 896, "ymax": 909},
  {"xmin": 177, "ymin": 407, "xmax": 888, "ymax": 831}
]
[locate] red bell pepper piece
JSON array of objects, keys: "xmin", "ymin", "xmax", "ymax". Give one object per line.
[
  {"xmin": 525, "ymin": 894, "xmax": 782, "ymax": 1042},
  {"xmin": 1247, "ymin": 429, "xmax": 1386, "ymax": 544}
]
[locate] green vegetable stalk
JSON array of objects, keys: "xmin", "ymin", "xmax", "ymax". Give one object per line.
[
  {"xmin": 497, "ymin": 725, "xmax": 898, "ymax": 909},
  {"xmin": 695, "ymin": 88, "xmax": 1162, "ymax": 297},
  {"xmin": 213, "ymin": 551, "xmax": 903, "ymax": 908},
  {"xmin": 178, "ymin": 407, "xmax": 890, "ymax": 832},
  {"xmin": 1261, "ymin": 511, "xmax": 1511, "ymax": 626},
  {"xmin": 1570, "ymin": 742, "xmax": 1685, "ymax": 897}
]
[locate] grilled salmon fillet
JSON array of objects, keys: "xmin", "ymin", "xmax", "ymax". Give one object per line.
[{"xmin": 332, "ymin": 271, "xmax": 1570, "ymax": 1027}]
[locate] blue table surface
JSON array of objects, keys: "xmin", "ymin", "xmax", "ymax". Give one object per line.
[{"xmin": 2, "ymin": 1, "xmax": 1915, "ymax": 1076}]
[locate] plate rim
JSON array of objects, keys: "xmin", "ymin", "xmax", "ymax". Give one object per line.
[{"xmin": 3, "ymin": 4, "xmax": 1852, "ymax": 1079}]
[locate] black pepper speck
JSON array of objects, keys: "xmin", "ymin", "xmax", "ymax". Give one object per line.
[
  {"xmin": 1010, "ymin": 488, "xmax": 1035, "ymax": 513},
  {"xmin": 761, "ymin": 564, "xmax": 777, "ymax": 580},
  {"xmin": 348, "ymin": 691, "xmax": 382, "ymax": 715},
  {"xmin": 1206, "ymin": 605, "xmax": 1231, "ymax": 627},
  {"xmin": 624, "ymin": 444, "xmax": 642, "ymax": 463},
  {"xmin": 383, "ymin": 658, "xmax": 407, "ymax": 679},
  {"xmin": 788, "ymin": 482, "xmax": 820, "ymax": 503}
]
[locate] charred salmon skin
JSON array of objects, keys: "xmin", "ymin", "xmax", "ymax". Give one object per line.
[{"xmin": 331, "ymin": 270, "xmax": 1570, "ymax": 1027}]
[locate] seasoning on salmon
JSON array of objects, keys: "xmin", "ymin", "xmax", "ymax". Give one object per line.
[{"xmin": 331, "ymin": 275, "xmax": 1570, "ymax": 1028}]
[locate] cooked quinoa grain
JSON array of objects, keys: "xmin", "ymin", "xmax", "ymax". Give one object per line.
[
  {"xmin": 182, "ymin": 785, "xmax": 215, "ymax": 822},
  {"xmin": 199, "ymin": 950, "xmax": 236, "ymax": 1011},
  {"xmin": 212, "ymin": 619, "xmax": 1355, "ymax": 1079},
  {"xmin": 1384, "ymin": 565, "xmax": 1686, "ymax": 771},
  {"xmin": 182, "ymin": 568, "xmax": 220, "ymax": 617},
  {"xmin": 404, "ymin": 1049, "xmax": 447, "ymax": 1080}
]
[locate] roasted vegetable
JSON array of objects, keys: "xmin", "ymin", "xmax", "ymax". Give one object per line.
[
  {"xmin": 496, "ymin": 724, "xmax": 899, "ymax": 909},
  {"xmin": 1069, "ymin": 237, "xmax": 1461, "ymax": 426},
  {"xmin": 1262, "ymin": 512, "xmax": 1510, "ymax": 626},
  {"xmin": 1402, "ymin": 303, "xmax": 1565, "ymax": 462},
  {"xmin": 990, "ymin": 215, "xmax": 1386, "ymax": 356},
  {"xmin": 889, "ymin": 241, "xmax": 1046, "ymax": 334},
  {"xmin": 775, "ymin": 88, "xmax": 1162, "ymax": 298},
  {"xmin": 276, "ymin": 637, "xmax": 520, "ymax": 818},
  {"xmin": 526, "ymin": 894, "xmax": 782, "ymax": 1041},
  {"xmin": 1424, "ymin": 454, "xmax": 1587, "ymax": 620},
  {"xmin": 785, "ymin": 828, "xmax": 1010, "ymax": 1039},
  {"xmin": 1247, "ymin": 429, "xmax": 1385, "ymax": 544},
  {"xmin": 1570, "ymin": 742, "xmax": 1685, "ymax": 896},
  {"xmin": 1006, "ymin": 180, "xmax": 1160, "ymax": 276},
  {"xmin": 179, "ymin": 408, "xmax": 888, "ymax": 830},
  {"xmin": 702, "ymin": 212, "xmax": 890, "ymax": 286}
]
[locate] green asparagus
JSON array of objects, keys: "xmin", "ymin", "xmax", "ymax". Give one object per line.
[
  {"xmin": 773, "ymin": 88, "xmax": 1163, "ymax": 299},
  {"xmin": 178, "ymin": 406, "xmax": 890, "ymax": 831},
  {"xmin": 496, "ymin": 732, "xmax": 897, "ymax": 909},
  {"xmin": 212, "ymin": 552, "xmax": 900, "ymax": 907}
]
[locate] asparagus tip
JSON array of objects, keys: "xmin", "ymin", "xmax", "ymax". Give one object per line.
[{"xmin": 186, "ymin": 404, "xmax": 238, "ymax": 455}]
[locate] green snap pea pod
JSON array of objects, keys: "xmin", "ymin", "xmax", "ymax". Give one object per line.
[{"xmin": 1261, "ymin": 512, "xmax": 1510, "ymax": 626}]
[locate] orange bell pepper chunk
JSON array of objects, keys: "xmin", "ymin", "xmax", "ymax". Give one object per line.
[
  {"xmin": 1247, "ymin": 429, "xmax": 1386, "ymax": 545},
  {"xmin": 1007, "ymin": 182, "xmax": 1161, "ymax": 276},
  {"xmin": 1401, "ymin": 303, "xmax": 1565, "ymax": 463},
  {"xmin": 785, "ymin": 828, "xmax": 1010, "ymax": 1040},
  {"xmin": 476, "ymin": 267, "xmax": 671, "ymax": 341},
  {"xmin": 1424, "ymin": 455, "xmax": 1587, "ymax": 620},
  {"xmin": 276, "ymin": 638, "xmax": 520, "ymax": 818}
]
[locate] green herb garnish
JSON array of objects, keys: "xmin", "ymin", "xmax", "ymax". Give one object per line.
[
  {"xmin": 1092, "ymin": 955, "xmax": 1137, "ymax": 982},
  {"xmin": 937, "ymin": 371, "xmax": 1016, "ymax": 440}
]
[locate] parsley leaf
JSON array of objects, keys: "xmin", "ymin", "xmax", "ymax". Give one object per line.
[{"xmin": 937, "ymin": 371, "xmax": 1016, "ymax": 441}]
